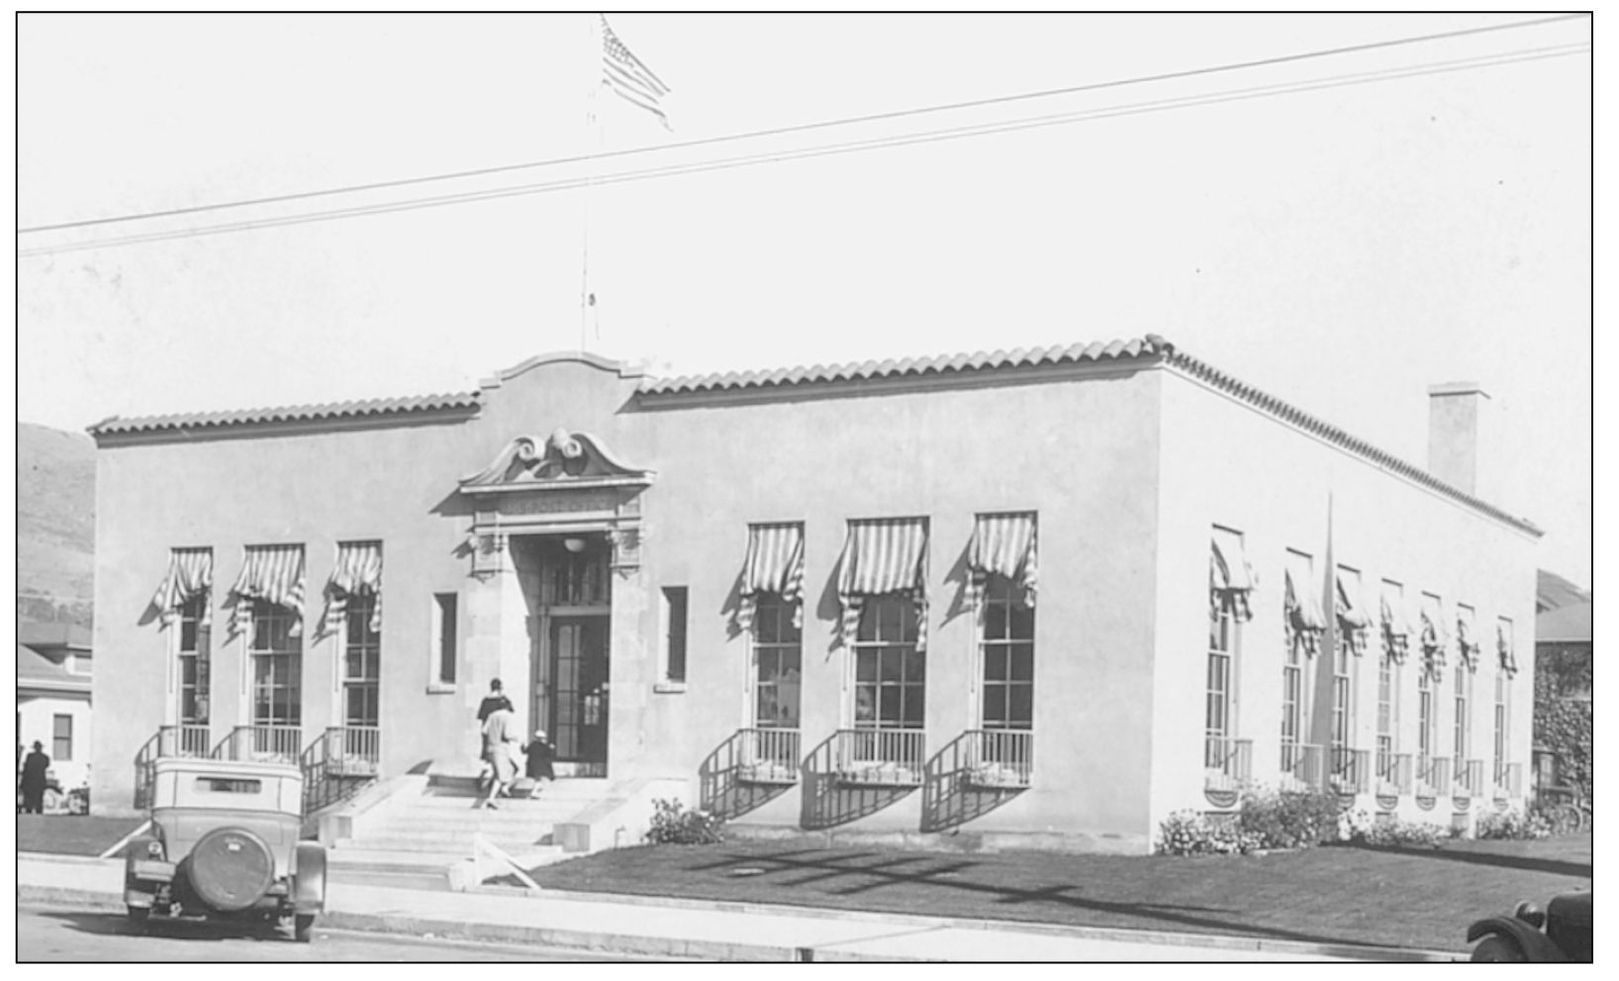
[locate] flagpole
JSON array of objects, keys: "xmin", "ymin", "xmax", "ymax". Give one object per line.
[{"xmin": 579, "ymin": 14, "xmax": 603, "ymax": 354}]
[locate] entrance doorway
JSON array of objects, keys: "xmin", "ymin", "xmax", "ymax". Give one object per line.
[{"xmin": 523, "ymin": 535, "xmax": 611, "ymax": 776}]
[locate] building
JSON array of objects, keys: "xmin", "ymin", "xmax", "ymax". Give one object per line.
[
  {"xmin": 1532, "ymin": 599, "xmax": 1592, "ymax": 802},
  {"xmin": 17, "ymin": 622, "xmax": 93, "ymax": 793},
  {"xmin": 88, "ymin": 337, "xmax": 1539, "ymax": 851}
]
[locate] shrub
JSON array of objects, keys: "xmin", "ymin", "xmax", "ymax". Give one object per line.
[
  {"xmin": 1346, "ymin": 816, "xmax": 1448, "ymax": 848},
  {"xmin": 1476, "ymin": 807, "xmax": 1553, "ymax": 841},
  {"xmin": 1157, "ymin": 810, "xmax": 1267, "ymax": 855},
  {"xmin": 1237, "ymin": 786, "xmax": 1345, "ymax": 850},
  {"xmin": 645, "ymin": 797, "xmax": 724, "ymax": 845}
]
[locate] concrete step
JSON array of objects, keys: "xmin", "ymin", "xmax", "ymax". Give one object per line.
[
  {"xmin": 418, "ymin": 782, "xmax": 611, "ymax": 802},
  {"xmin": 337, "ymin": 828, "xmax": 553, "ymax": 848}
]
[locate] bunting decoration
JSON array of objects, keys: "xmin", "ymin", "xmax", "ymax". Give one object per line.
[
  {"xmin": 1419, "ymin": 600, "xmax": 1448, "ymax": 679},
  {"xmin": 1455, "ymin": 609, "xmax": 1480, "ymax": 670},
  {"xmin": 1209, "ymin": 529, "xmax": 1256, "ymax": 622},
  {"xmin": 1335, "ymin": 572, "xmax": 1373, "ymax": 656},
  {"xmin": 1497, "ymin": 620, "xmax": 1518, "ymax": 676},
  {"xmin": 1283, "ymin": 556, "xmax": 1326, "ymax": 656},
  {"xmin": 1379, "ymin": 589, "xmax": 1412, "ymax": 663}
]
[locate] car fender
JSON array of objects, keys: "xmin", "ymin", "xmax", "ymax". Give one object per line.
[
  {"xmin": 292, "ymin": 842, "xmax": 327, "ymax": 914},
  {"xmin": 1466, "ymin": 917, "xmax": 1568, "ymax": 962}
]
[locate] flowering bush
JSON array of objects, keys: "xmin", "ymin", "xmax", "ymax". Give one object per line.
[
  {"xmin": 645, "ymin": 798, "xmax": 724, "ymax": 845},
  {"xmin": 1157, "ymin": 786, "xmax": 1345, "ymax": 856},
  {"xmin": 1476, "ymin": 807, "xmax": 1553, "ymax": 840},
  {"xmin": 1345, "ymin": 816, "xmax": 1449, "ymax": 848},
  {"xmin": 1156, "ymin": 811, "xmax": 1266, "ymax": 855}
]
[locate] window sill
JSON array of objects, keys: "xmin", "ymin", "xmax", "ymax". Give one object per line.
[
  {"xmin": 425, "ymin": 683, "xmax": 457, "ymax": 695},
  {"xmin": 653, "ymin": 681, "xmax": 687, "ymax": 694}
]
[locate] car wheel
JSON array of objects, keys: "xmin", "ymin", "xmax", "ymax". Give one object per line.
[
  {"xmin": 126, "ymin": 906, "xmax": 150, "ymax": 929},
  {"xmin": 1470, "ymin": 936, "xmax": 1527, "ymax": 962},
  {"xmin": 294, "ymin": 914, "xmax": 315, "ymax": 943}
]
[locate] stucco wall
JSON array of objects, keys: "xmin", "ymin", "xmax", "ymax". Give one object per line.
[
  {"xmin": 18, "ymin": 692, "xmax": 93, "ymax": 790},
  {"xmin": 1151, "ymin": 370, "xmax": 1539, "ymax": 835}
]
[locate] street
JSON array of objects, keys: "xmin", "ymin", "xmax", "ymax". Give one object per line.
[{"xmin": 17, "ymin": 903, "xmax": 660, "ymax": 962}]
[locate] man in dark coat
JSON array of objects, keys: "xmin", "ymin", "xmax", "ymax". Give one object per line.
[
  {"xmin": 475, "ymin": 679, "xmax": 514, "ymax": 788},
  {"xmin": 19, "ymin": 741, "xmax": 50, "ymax": 814}
]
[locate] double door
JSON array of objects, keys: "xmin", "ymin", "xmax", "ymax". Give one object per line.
[{"xmin": 539, "ymin": 615, "xmax": 610, "ymax": 771}]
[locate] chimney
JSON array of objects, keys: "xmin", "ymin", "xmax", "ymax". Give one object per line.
[{"xmin": 1427, "ymin": 382, "xmax": 1490, "ymax": 495}]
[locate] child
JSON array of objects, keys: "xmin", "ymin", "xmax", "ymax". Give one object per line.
[{"xmin": 523, "ymin": 729, "xmax": 556, "ymax": 798}]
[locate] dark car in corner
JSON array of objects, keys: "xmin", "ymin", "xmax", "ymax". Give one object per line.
[{"xmin": 1467, "ymin": 890, "xmax": 1592, "ymax": 962}]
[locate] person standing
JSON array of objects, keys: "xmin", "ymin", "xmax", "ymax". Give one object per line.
[
  {"xmin": 19, "ymin": 741, "xmax": 51, "ymax": 814},
  {"xmin": 479, "ymin": 705, "xmax": 518, "ymax": 809},
  {"xmin": 475, "ymin": 679, "xmax": 514, "ymax": 787}
]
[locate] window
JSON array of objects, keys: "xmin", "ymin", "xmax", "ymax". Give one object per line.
[
  {"xmin": 52, "ymin": 714, "xmax": 73, "ymax": 761},
  {"xmin": 1281, "ymin": 621, "xmax": 1303, "ymax": 764},
  {"xmin": 550, "ymin": 543, "xmax": 609, "ymax": 607},
  {"xmin": 1417, "ymin": 663, "xmax": 1436, "ymax": 761},
  {"xmin": 1280, "ymin": 550, "xmax": 1322, "ymax": 777},
  {"xmin": 1376, "ymin": 648, "xmax": 1397, "ymax": 777},
  {"xmin": 1494, "ymin": 618, "xmax": 1513, "ymax": 785},
  {"xmin": 1332, "ymin": 632, "xmax": 1352, "ymax": 753},
  {"xmin": 1206, "ymin": 595, "xmax": 1235, "ymax": 769},
  {"xmin": 1453, "ymin": 654, "xmax": 1472, "ymax": 777},
  {"xmin": 982, "ymin": 576, "xmax": 1034, "ymax": 731},
  {"xmin": 178, "ymin": 592, "xmax": 211, "ymax": 726},
  {"xmin": 752, "ymin": 596, "xmax": 801, "ymax": 727},
  {"xmin": 662, "ymin": 586, "xmax": 688, "ymax": 684},
  {"xmin": 853, "ymin": 596, "xmax": 924, "ymax": 730},
  {"xmin": 433, "ymin": 593, "xmax": 458, "ymax": 685},
  {"xmin": 343, "ymin": 592, "xmax": 381, "ymax": 728},
  {"xmin": 249, "ymin": 599, "xmax": 301, "ymax": 727}
]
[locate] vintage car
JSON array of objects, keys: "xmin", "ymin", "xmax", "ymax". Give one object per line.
[
  {"xmin": 124, "ymin": 757, "xmax": 325, "ymax": 942},
  {"xmin": 1466, "ymin": 890, "xmax": 1593, "ymax": 962}
]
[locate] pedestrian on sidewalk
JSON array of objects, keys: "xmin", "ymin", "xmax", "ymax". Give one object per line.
[
  {"xmin": 475, "ymin": 679, "xmax": 514, "ymax": 788},
  {"xmin": 479, "ymin": 704, "xmax": 518, "ymax": 809},
  {"xmin": 523, "ymin": 729, "xmax": 556, "ymax": 798},
  {"xmin": 18, "ymin": 741, "xmax": 50, "ymax": 814}
]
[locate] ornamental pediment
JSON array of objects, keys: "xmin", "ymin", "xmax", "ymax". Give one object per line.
[{"xmin": 459, "ymin": 428, "xmax": 655, "ymax": 494}]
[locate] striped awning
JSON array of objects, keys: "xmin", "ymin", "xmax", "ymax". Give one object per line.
[
  {"xmin": 1379, "ymin": 586, "xmax": 1414, "ymax": 663},
  {"xmin": 151, "ymin": 548, "xmax": 213, "ymax": 627},
  {"xmin": 1335, "ymin": 572, "xmax": 1372, "ymax": 656},
  {"xmin": 229, "ymin": 544, "xmax": 306, "ymax": 637},
  {"xmin": 1497, "ymin": 621, "xmax": 1517, "ymax": 675},
  {"xmin": 836, "ymin": 518, "xmax": 928, "ymax": 651},
  {"xmin": 1283, "ymin": 553, "xmax": 1326, "ymax": 655},
  {"xmin": 968, "ymin": 512, "xmax": 1037, "ymax": 609},
  {"xmin": 736, "ymin": 523, "xmax": 805, "ymax": 633},
  {"xmin": 1419, "ymin": 597, "xmax": 1448, "ymax": 677},
  {"xmin": 1209, "ymin": 528, "xmax": 1254, "ymax": 622},
  {"xmin": 318, "ymin": 541, "xmax": 383, "ymax": 637},
  {"xmin": 1455, "ymin": 608, "xmax": 1480, "ymax": 670}
]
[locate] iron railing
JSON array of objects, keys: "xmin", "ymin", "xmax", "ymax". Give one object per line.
[
  {"xmin": 833, "ymin": 728, "xmax": 926, "ymax": 786},
  {"xmin": 1493, "ymin": 761, "xmax": 1523, "ymax": 800},
  {"xmin": 1279, "ymin": 741, "xmax": 1323, "ymax": 790},
  {"xmin": 736, "ymin": 727, "xmax": 801, "ymax": 785},
  {"xmin": 1456, "ymin": 758, "xmax": 1486, "ymax": 798},
  {"xmin": 965, "ymin": 728, "xmax": 1034, "ymax": 788},
  {"xmin": 1329, "ymin": 747, "xmax": 1371, "ymax": 795},
  {"xmin": 1204, "ymin": 736, "xmax": 1252, "ymax": 793},
  {"xmin": 132, "ymin": 725, "xmax": 213, "ymax": 809},
  {"xmin": 1377, "ymin": 752, "xmax": 1414, "ymax": 796},
  {"xmin": 213, "ymin": 725, "xmax": 302, "ymax": 764},
  {"xmin": 1415, "ymin": 755, "xmax": 1451, "ymax": 798},
  {"xmin": 300, "ymin": 726, "xmax": 380, "ymax": 814}
]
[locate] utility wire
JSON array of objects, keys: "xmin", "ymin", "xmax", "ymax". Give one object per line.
[
  {"xmin": 17, "ymin": 12, "xmax": 1588, "ymax": 236},
  {"xmin": 16, "ymin": 40, "xmax": 1589, "ymax": 259}
]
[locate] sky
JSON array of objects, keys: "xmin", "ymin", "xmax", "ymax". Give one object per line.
[{"xmin": 13, "ymin": 10, "xmax": 1594, "ymax": 588}]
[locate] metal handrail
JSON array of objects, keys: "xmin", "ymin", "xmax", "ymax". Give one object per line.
[
  {"xmin": 1493, "ymin": 761, "xmax": 1523, "ymax": 799},
  {"xmin": 737, "ymin": 727, "xmax": 801, "ymax": 783},
  {"xmin": 1280, "ymin": 741, "xmax": 1324, "ymax": 789},
  {"xmin": 215, "ymin": 725, "xmax": 302, "ymax": 764},
  {"xmin": 1329, "ymin": 747, "xmax": 1371, "ymax": 794},
  {"xmin": 1456, "ymin": 758, "xmax": 1486, "ymax": 798},
  {"xmin": 967, "ymin": 728, "xmax": 1034, "ymax": 788},
  {"xmin": 1204, "ymin": 736, "xmax": 1252, "ymax": 792},
  {"xmin": 1416, "ymin": 755, "xmax": 1451, "ymax": 797},
  {"xmin": 1377, "ymin": 752, "xmax": 1414, "ymax": 795},
  {"xmin": 833, "ymin": 728, "xmax": 925, "ymax": 785}
]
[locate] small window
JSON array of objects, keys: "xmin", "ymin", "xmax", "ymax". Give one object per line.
[
  {"xmin": 662, "ymin": 587, "xmax": 689, "ymax": 684},
  {"xmin": 433, "ymin": 593, "xmax": 458, "ymax": 685},
  {"xmin": 52, "ymin": 714, "xmax": 73, "ymax": 761}
]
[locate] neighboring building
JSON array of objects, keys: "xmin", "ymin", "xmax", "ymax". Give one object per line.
[
  {"xmin": 1536, "ymin": 569, "xmax": 1591, "ymax": 615},
  {"xmin": 17, "ymin": 622, "xmax": 93, "ymax": 791},
  {"xmin": 88, "ymin": 337, "xmax": 1540, "ymax": 850},
  {"xmin": 1532, "ymin": 599, "xmax": 1592, "ymax": 801}
]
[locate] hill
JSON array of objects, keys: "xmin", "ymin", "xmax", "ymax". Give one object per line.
[{"xmin": 17, "ymin": 422, "xmax": 96, "ymax": 626}]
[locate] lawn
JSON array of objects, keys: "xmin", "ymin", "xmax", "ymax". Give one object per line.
[
  {"xmin": 523, "ymin": 833, "xmax": 1592, "ymax": 953},
  {"xmin": 17, "ymin": 814, "xmax": 149, "ymax": 857}
]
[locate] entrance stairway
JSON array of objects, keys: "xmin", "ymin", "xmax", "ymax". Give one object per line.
[{"xmin": 325, "ymin": 768, "xmax": 613, "ymax": 890}]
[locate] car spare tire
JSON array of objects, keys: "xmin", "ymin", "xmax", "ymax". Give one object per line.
[{"xmin": 185, "ymin": 827, "xmax": 276, "ymax": 911}]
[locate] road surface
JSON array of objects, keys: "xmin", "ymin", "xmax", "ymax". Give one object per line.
[{"xmin": 17, "ymin": 903, "xmax": 660, "ymax": 961}]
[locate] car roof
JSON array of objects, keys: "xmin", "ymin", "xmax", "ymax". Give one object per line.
[{"xmin": 152, "ymin": 758, "xmax": 302, "ymax": 778}]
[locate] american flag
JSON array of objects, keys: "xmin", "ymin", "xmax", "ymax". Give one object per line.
[{"xmin": 600, "ymin": 16, "xmax": 671, "ymax": 129}]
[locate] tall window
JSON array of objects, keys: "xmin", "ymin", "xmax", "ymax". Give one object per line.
[
  {"xmin": 1493, "ymin": 669, "xmax": 1509, "ymax": 785},
  {"xmin": 1453, "ymin": 660, "xmax": 1472, "ymax": 778},
  {"xmin": 853, "ymin": 596, "xmax": 924, "ymax": 730},
  {"xmin": 1281, "ymin": 619, "xmax": 1304, "ymax": 768},
  {"xmin": 343, "ymin": 593, "xmax": 381, "ymax": 728},
  {"xmin": 1332, "ymin": 634, "xmax": 1352, "ymax": 756},
  {"xmin": 433, "ymin": 593, "xmax": 457, "ymax": 685},
  {"xmin": 53, "ymin": 714, "xmax": 73, "ymax": 761},
  {"xmin": 662, "ymin": 586, "xmax": 689, "ymax": 684},
  {"xmin": 551, "ymin": 543, "xmax": 609, "ymax": 607},
  {"xmin": 1206, "ymin": 595, "xmax": 1235, "ymax": 768},
  {"xmin": 1376, "ymin": 651, "xmax": 1396, "ymax": 778},
  {"xmin": 982, "ymin": 576, "xmax": 1034, "ymax": 731},
  {"xmin": 1417, "ymin": 664, "xmax": 1436, "ymax": 762},
  {"xmin": 178, "ymin": 593, "xmax": 211, "ymax": 726},
  {"xmin": 752, "ymin": 596, "xmax": 801, "ymax": 728},
  {"xmin": 250, "ymin": 599, "xmax": 301, "ymax": 727}
]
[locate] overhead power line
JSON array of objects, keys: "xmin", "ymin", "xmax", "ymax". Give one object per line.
[
  {"xmin": 16, "ymin": 40, "xmax": 1589, "ymax": 258},
  {"xmin": 17, "ymin": 13, "xmax": 1588, "ymax": 237}
]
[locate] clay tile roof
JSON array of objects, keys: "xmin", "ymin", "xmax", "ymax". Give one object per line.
[{"xmin": 88, "ymin": 391, "xmax": 482, "ymax": 438}]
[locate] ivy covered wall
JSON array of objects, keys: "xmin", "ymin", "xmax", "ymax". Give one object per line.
[{"xmin": 1533, "ymin": 644, "xmax": 1593, "ymax": 799}]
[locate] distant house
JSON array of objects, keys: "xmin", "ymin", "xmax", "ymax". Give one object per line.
[
  {"xmin": 1532, "ymin": 600, "xmax": 1592, "ymax": 800},
  {"xmin": 17, "ymin": 622, "xmax": 93, "ymax": 791},
  {"xmin": 1536, "ymin": 569, "xmax": 1591, "ymax": 615}
]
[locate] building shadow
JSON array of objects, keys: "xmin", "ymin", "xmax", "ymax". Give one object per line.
[
  {"xmin": 699, "ymin": 729, "xmax": 794, "ymax": 820},
  {"xmin": 800, "ymin": 733, "xmax": 916, "ymax": 830},
  {"xmin": 920, "ymin": 732, "xmax": 1024, "ymax": 833},
  {"xmin": 1332, "ymin": 842, "xmax": 1592, "ymax": 878},
  {"xmin": 939, "ymin": 548, "xmax": 974, "ymax": 626}
]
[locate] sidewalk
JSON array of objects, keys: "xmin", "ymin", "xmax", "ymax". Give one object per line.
[{"xmin": 17, "ymin": 851, "xmax": 1457, "ymax": 962}]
